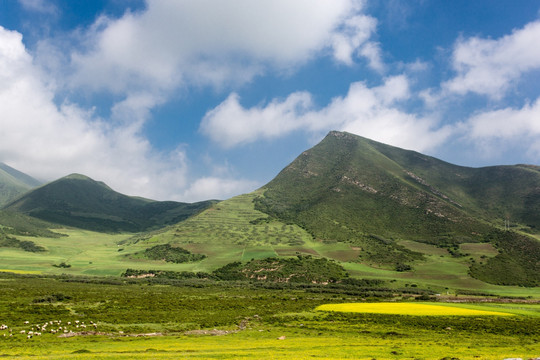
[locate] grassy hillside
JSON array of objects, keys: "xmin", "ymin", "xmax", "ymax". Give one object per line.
[
  {"xmin": 254, "ymin": 131, "xmax": 540, "ymax": 286},
  {"xmin": 0, "ymin": 162, "xmax": 40, "ymax": 206},
  {"xmin": 3, "ymin": 174, "xmax": 215, "ymax": 232}
]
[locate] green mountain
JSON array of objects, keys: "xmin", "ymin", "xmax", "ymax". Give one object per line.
[
  {"xmin": 2, "ymin": 173, "xmax": 215, "ymax": 232},
  {"xmin": 256, "ymin": 131, "xmax": 540, "ymax": 238},
  {"xmin": 0, "ymin": 163, "xmax": 41, "ymax": 207},
  {"xmin": 252, "ymin": 131, "xmax": 540, "ymax": 286}
]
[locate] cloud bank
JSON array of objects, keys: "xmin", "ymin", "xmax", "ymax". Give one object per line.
[
  {"xmin": 67, "ymin": 0, "xmax": 380, "ymax": 94},
  {"xmin": 445, "ymin": 20, "xmax": 540, "ymax": 99},
  {"xmin": 0, "ymin": 26, "xmax": 191, "ymax": 200}
]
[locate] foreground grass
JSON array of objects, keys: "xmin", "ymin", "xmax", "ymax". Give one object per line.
[
  {"xmin": 0, "ymin": 274, "xmax": 538, "ymax": 359},
  {"xmin": 1, "ymin": 328, "xmax": 538, "ymax": 360}
]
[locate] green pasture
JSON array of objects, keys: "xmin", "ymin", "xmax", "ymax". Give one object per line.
[
  {"xmin": 0, "ymin": 274, "xmax": 539, "ymax": 359},
  {"xmin": 1, "ymin": 223, "xmax": 539, "ymax": 297},
  {"xmin": 1, "ymin": 328, "xmax": 538, "ymax": 360}
]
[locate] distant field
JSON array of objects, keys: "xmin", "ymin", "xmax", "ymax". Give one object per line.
[{"xmin": 316, "ymin": 302, "xmax": 514, "ymax": 316}]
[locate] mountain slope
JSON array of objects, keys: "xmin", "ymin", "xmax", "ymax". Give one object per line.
[
  {"xmin": 3, "ymin": 174, "xmax": 215, "ymax": 232},
  {"xmin": 0, "ymin": 163, "xmax": 41, "ymax": 207},
  {"xmin": 253, "ymin": 131, "xmax": 540, "ymax": 285}
]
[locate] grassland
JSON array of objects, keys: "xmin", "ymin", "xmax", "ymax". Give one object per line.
[{"xmin": 0, "ymin": 273, "xmax": 539, "ymax": 359}]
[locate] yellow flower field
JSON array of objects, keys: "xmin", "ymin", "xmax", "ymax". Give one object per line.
[
  {"xmin": 316, "ymin": 302, "xmax": 514, "ymax": 316},
  {"xmin": 0, "ymin": 269, "xmax": 41, "ymax": 274}
]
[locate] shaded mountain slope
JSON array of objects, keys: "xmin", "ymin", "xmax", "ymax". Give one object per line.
[
  {"xmin": 3, "ymin": 174, "xmax": 215, "ymax": 232},
  {"xmin": 368, "ymin": 139, "xmax": 540, "ymax": 230},
  {"xmin": 0, "ymin": 163, "xmax": 41, "ymax": 207}
]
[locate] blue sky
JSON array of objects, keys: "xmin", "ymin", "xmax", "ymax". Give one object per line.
[{"xmin": 1, "ymin": 0, "xmax": 540, "ymax": 202}]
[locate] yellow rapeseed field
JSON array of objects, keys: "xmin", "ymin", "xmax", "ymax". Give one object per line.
[
  {"xmin": 316, "ymin": 302, "xmax": 514, "ymax": 316},
  {"xmin": 0, "ymin": 269, "xmax": 41, "ymax": 274}
]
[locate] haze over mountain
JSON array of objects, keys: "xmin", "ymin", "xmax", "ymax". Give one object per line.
[
  {"xmin": 3, "ymin": 174, "xmax": 215, "ymax": 233},
  {"xmin": 0, "ymin": 162, "xmax": 41, "ymax": 207}
]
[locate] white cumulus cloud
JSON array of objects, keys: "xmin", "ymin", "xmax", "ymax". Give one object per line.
[
  {"xmin": 180, "ymin": 177, "xmax": 260, "ymax": 203},
  {"xmin": 0, "ymin": 26, "xmax": 194, "ymax": 201},
  {"xmin": 461, "ymin": 98, "xmax": 540, "ymax": 159},
  {"xmin": 201, "ymin": 75, "xmax": 452, "ymax": 153},
  {"xmin": 62, "ymin": 0, "xmax": 381, "ymax": 95},
  {"xmin": 444, "ymin": 19, "xmax": 540, "ymax": 99}
]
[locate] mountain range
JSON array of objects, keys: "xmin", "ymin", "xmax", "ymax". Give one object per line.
[{"xmin": 0, "ymin": 131, "xmax": 539, "ymax": 287}]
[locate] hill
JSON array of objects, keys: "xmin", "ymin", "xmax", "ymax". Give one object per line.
[
  {"xmin": 2, "ymin": 173, "xmax": 215, "ymax": 232},
  {"xmin": 256, "ymin": 131, "xmax": 540, "ymax": 239},
  {"xmin": 253, "ymin": 131, "xmax": 540, "ymax": 286},
  {"xmin": 0, "ymin": 163, "xmax": 41, "ymax": 207}
]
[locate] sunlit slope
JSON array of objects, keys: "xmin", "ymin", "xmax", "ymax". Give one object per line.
[
  {"xmin": 3, "ymin": 173, "xmax": 215, "ymax": 232},
  {"xmin": 123, "ymin": 192, "xmax": 325, "ymax": 268}
]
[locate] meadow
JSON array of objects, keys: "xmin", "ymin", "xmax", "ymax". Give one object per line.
[{"xmin": 0, "ymin": 273, "xmax": 539, "ymax": 359}]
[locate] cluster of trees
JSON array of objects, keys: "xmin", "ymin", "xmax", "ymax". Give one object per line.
[
  {"xmin": 142, "ymin": 244, "xmax": 206, "ymax": 263},
  {"xmin": 0, "ymin": 233, "xmax": 45, "ymax": 252},
  {"xmin": 211, "ymin": 256, "xmax": 348, "ymax": 283}
]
